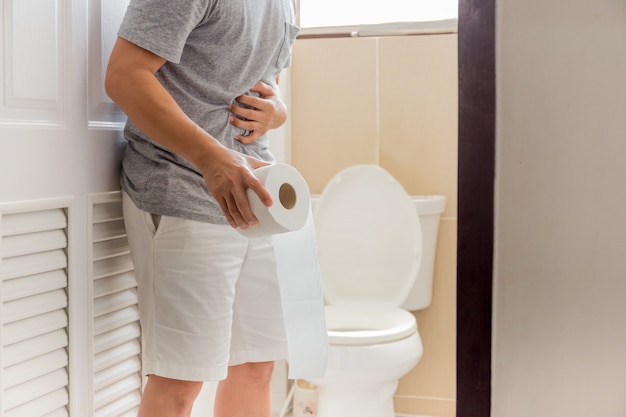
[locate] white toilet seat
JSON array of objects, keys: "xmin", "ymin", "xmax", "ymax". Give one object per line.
[
  {"xmin": 325, "ymin": 305, "xmax": 417, "ymax": 346},
  {"xmin": 314, "ymin": 165, "xmax": 423, "ymax": 307}
]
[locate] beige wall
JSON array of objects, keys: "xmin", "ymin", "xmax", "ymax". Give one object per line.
[
  {"xmin": 291, "ymin": 33, "xmax": 458, "ymax": 417},
  {"xmin": 494, "ymin": 0, "xmax": 626, "ymax": 415}
]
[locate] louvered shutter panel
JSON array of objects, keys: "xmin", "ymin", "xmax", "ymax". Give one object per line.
[
  {"xmin": 1, "ymin": 201, "xmax": 72, "ymax": 417},
  {"xmin": 89, "ymin": 193, "xmax": 142, "ymax": 417}
]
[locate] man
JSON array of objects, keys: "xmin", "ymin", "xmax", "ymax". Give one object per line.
[{"xmin": 105, "ymin": 0, "xmax": 300, "ymax": 416}]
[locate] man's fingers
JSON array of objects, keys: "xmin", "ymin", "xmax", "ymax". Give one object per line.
[
  {"xmin": 250, "ymin": 80, "xmax": 274, "ymax": 97},
  {"xmin": 246, "ymin": 177, "xmax": 273, "ymax": 208},
  {"xmin": 217, "ymin": 170, "xmax": 271, "ymax": 229},
  {"xmin": 230, "ymin": 115, "xmax": 259, "ymax": 132},
  {"xmin": 236, "ymin": 131, "xmax": 262, "ymax": 144},
  {"xmin": 234, "ymin": 94, "xmax": 265, "ymax": 109},
  {"xmin": 218, "ymin": 197, "xmax": 239, "ymax": 229},
  {"xmin": 222, "ymin": 192, "xmax": 256, "ymax": 229}
]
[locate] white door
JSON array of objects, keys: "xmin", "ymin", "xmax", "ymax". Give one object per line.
[
  {"xmin": 0, "ymin": 2, "xmax": 289, "ymax": 415},
  {"xmin": 0, "ymin": 0, "xmax": 145, "ymax": 416}
]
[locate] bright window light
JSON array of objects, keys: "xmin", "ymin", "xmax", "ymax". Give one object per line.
[{"xmin": 299, "ymin": 0, "xmax": 458, "ymax": 28}]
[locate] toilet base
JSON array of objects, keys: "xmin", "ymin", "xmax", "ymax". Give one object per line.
[
  {"xmin": 311, "ymin": 332, "xmax": 423, "ymax": 417},
  {"xmin": 316, "ymin": 380, "xmax": 398, "ymax": 417}
]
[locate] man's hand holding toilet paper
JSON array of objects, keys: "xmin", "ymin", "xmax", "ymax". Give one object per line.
[{"xmin": 198, "ymin": 148, "xmax": 273, "ymax": 230}]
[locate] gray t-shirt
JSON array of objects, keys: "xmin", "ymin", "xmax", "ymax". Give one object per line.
[{"xmin": 118, "ymin": 0, "xmax": 299, "ymax": 224}]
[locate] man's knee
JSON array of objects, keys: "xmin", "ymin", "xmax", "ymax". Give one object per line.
[
  {"xmin": 227, "ymin": 361, "xmax": 275, "ymax": 387},
  {"xmin": 144, "ymin": 375, "xmax": 203, "ymax": 411}
]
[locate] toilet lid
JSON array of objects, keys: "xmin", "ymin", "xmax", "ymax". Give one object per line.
[
  {"xmin": 315, "ymin": 165, "xmax": 423, "ymax": 307},
  {"xmin": 325, "ymin": 305, "xmax": 417, "ymax": 345}
]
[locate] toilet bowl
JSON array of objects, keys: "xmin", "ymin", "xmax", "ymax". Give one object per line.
[{"xmin": 309, "ymin": 165, "xmax": 445, "ymax": 417}]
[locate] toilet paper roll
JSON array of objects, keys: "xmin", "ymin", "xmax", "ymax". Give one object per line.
[{"xmin": 237, "ymin": 163, "xmax": 311, "ymax": 238}]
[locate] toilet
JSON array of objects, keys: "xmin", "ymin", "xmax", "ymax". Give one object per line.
[{"xmin": 309, "ymin": 165, "xmax": 445, "ymax": 417}]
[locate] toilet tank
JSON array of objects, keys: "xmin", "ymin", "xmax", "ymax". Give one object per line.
[
  {"xmin": 310, "ymin": 194, "xmax": 445, "ymax": 311},
  {"xmin": 402, "ymin": 195, "xmax": 446, "ymax": 311}
]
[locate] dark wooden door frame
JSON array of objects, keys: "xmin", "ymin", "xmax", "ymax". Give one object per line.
[{"xmin": 457, "ymin": 0, "xmax": 495, "ymax": 415}]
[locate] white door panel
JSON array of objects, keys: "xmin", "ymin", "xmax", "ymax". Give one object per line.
[
  {"xmin": 0, "ymin": 1, "xmax": 137, "ymax": 416},
  {"xmin": 0, "ymin": 0, "xmax": 69, "ymax": 125},
  {"xmin": 1, "ymin": 0, "xmax": 86, "ymax": 202}
]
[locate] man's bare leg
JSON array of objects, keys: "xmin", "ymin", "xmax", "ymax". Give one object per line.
[
  {"xmin": 214, "ymin": 362, "xmax": 275, "ymax": 417},
  {"xmin": 137, "ymin": 375, "xmax": 203, "ymax": 417}
]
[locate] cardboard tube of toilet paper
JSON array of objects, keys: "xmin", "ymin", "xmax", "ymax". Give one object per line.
[{"xmin": 237, "ymin": 163, "xmax": 311, "ymax": 238}]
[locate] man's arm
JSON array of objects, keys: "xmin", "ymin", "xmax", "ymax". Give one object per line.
[{"xmin": 105, "ymin": 37, "xmax": 271, "ymax": 229}]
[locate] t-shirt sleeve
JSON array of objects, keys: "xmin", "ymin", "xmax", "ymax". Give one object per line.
[{"xmin": 118, "ymin": 0, "xmax": 212, "ymax": 63}]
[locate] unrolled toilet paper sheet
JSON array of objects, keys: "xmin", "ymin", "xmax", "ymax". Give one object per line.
[
  {"xmin": 238, "ymin": 163, "xmax": 328, "ymax": 378},
  {"xmin": 273, "ymin": 211, "xmax": 328, "ymax": 379}
]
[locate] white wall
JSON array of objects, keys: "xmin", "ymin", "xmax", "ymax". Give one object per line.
[{"xmin": 494, "ymin": 0, "xmax": 626, "ymax": 415}]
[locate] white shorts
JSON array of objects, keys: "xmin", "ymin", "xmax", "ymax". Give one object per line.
[{"xmin": 122, "ymin": 192, "xmax": 288, "ymax": 382}]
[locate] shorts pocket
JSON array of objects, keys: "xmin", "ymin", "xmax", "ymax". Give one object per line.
[{"xmin": 144, "ymin": 212, "xmax": 161, "ymax": 236}]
